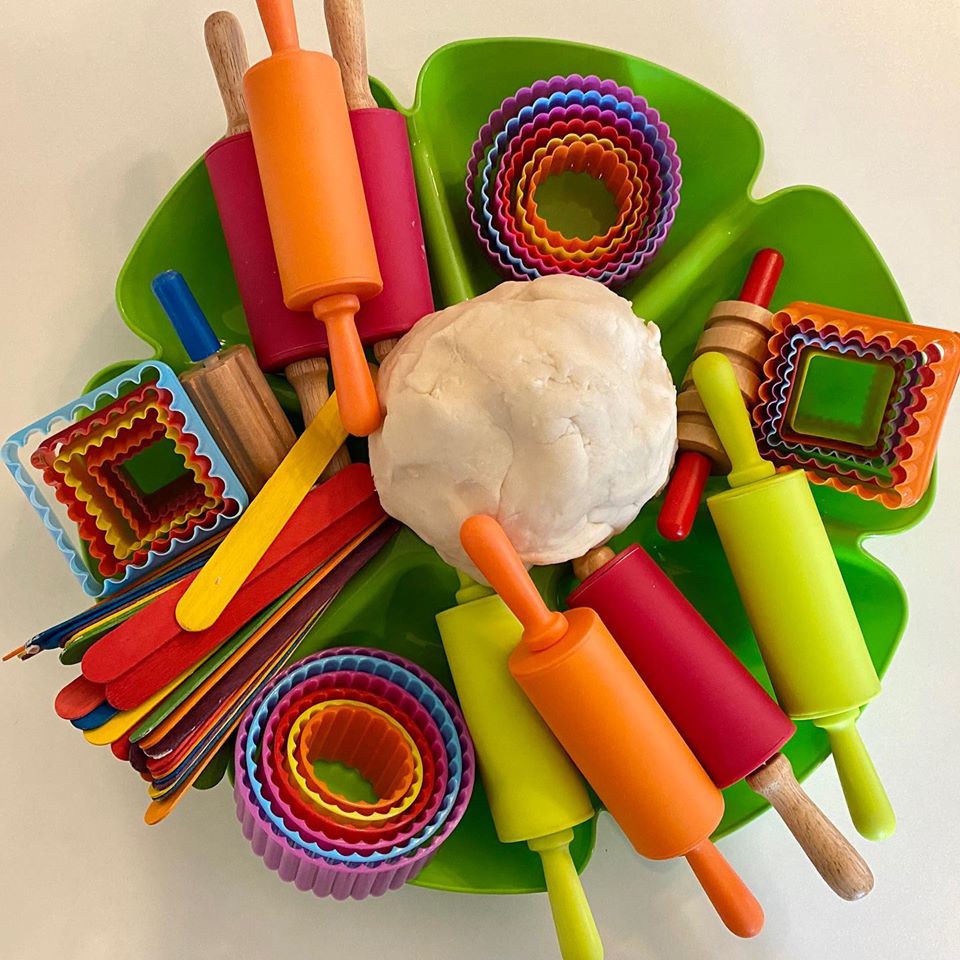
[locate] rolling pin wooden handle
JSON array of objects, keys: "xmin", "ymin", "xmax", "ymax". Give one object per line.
[
  {"xmin": 373, "ymin": 338, "xmax": 398, "ymax": 364},
  {"xmin": 323, "ymin": 0, "xmax": 378, "ymax": 110},
  {"xmin": 745, "ymin": 753, "xmax": 874, "ymax": 900},
  {"xmin": 528, "ymin": 830, "xmax": 604, "ymax": 960},
  {"xmin": 204, "ymin": 11, "xmax": 251, "ymax": 137},
  {"xmin": 284, "ymin": 356, "xmax": 351, "ymax": 481},
  {"xmin": 257, "ymin": 0, "xmax": 301, "ymax": 53},
  {"xmin": 571, "ymin": 545, "xmax": 615, "ymax": 582},
  {"xmin": 658, "ymin": 248, "xmax": 784, "ymax": 541},
  {"xmin": 460, "ymin": 515, "xmax": 567, "ymax": 652},
  {"xmin": 684, "ymin": 841, "xmax": 764, "ymax": 939}
]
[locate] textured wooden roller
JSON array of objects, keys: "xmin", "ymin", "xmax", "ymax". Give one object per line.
[{"xmin": 676, "ymin": 299, "xmax": 775, "ymax": 471}]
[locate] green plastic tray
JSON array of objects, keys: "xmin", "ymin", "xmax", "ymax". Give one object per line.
[{"xmin": 96, "ymin": 38, "xmax": 931, "ymax": 895}]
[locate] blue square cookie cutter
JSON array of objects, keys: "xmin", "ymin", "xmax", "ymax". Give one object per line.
[{"xmin": 3, "ymin": 360, "xmax": 247, "ymax": 598}]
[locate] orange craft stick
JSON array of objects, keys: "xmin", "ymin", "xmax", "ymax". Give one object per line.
[
  {"xmin": 460, "ymin": 515, "xmax": 764, "ymax": 939},
  {"xmin": 244, "ymin": 0, "xmax": 383, "ymax": 436}
]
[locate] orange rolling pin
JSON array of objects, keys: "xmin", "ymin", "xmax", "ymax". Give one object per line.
[
  {"xmin": 243, "ymin": 0, "xmax": 382, "ymax": 436},
  {"xmin": 460, "ymin": 515, "xmax": 764, "ymax": 939},
  {"xmin": 657, "ymin": 249, "xmax": 784, "ymax": 540}
]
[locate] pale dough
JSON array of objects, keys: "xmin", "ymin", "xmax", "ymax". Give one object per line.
[{"xmin": 369, "ymin": 275, "xmax": 677, "ymax": 580}]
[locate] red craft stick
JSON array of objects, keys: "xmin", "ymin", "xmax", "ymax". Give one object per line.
[{"xmin": 102, "ymin": 495, "xmax": 384, "ymax": 710}]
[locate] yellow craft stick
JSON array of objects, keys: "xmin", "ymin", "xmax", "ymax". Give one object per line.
[
  {"xmin": 175, "ymin": 393, "xmax": 348, "ymax": 633},
  {"xmin": 83, "ymin": 668, "xmax": 194, "ymax": 746}
]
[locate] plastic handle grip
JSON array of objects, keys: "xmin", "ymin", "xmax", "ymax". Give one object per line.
[
  {"xmin": 817, "ymin": 710, "xmax": 896, "ymax": 841},
  {"xmin": 256, "ymin": 0, "xmax": 300, "ymax": 53},
  {"xmin": 528, "ymin": 830, "xmax": 604, "ymax": 960},
  {"xmin": 314, "ymin": 296, "xmax": 381, "ymax": 436},
  {"xmin": 656, "ymin": 451, "xmax": 711, "ymax": 540},
  {"xmin": 738, "ymin": 248, "xmax": 784, "ymax": 308},
  {"xmin": 691, "ymin": 352, "xmax": 775, "ymax": 488},
  {"xmin": 151, "ymin": 271, "xmax": 221, "ymax": 362},
  {"xmin": 460, "ymin": 515, "xmax": 567, "ymax": 650},
  {"xmin": 684, "ymin": 840, "xmax": 764, "ymax": 938}
]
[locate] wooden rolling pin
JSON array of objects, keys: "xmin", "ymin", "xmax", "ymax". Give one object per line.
[
  {"xmin": 151, "ymin": 270, "xmax": 295, "ymax": 496},
  {"xmin": 567, "ymin": 543, "xmax": 873, "ymax": 899},
  {"xmin": 693, "ymin": 351, "xmax": 895, "ymax": 841},
  {"xmin": 461, "ymin": 515, "xmax": 764, "ymax": 940},
  {"xmin": 656, "ymin": 248, "xmax": 784, "ymax": 541}
]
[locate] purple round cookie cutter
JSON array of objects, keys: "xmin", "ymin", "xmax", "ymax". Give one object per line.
[
  {"xmin": 466, "ymin": 76, "xmax": 680, "ymax": 285},
  {"xmin": 471, "ymin": 93, "xmax": 679, "ymax": 281},
  {"xmin": 235, "ymin": 648, "xmax": 474, "ymax": 900}
]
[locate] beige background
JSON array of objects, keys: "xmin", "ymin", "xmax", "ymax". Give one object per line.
[{"xmin": 1, "ymin": 1, "xmax": 958, "ymax": 958}]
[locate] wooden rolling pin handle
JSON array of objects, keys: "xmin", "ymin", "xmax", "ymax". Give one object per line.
[
  {"xmin": 658, "ymin": 249, "xmax": 783, "ymax": 541},
  {"xmin": 204, "ymin": 11, "xmax": 251, "ymax": 137},
  {"xmin": 460, "ymin": 515, "xmax": 567, "ymax": 652},
  {"xmin": 324, "ymin": 0, "xmax": 378, "ymax": 110},
  {"xmin": 373, "ymin": 338, "xmax": 398, "ymax": 364},
  {"xmin": 745, "ymin": 753, "xmax": 874, "ymax": 900},
  {"xmin": 285, "ymin": 357, "xmax": 351, "ymax": 481},
  {"xmin": 571, "ymin": 545, "xmax": 615, "ymax": 583}
]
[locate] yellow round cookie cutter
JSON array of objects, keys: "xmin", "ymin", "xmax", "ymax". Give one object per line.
[{"xmin": 286, "ymin": 699, "xmax": 424, "ymax": 824}]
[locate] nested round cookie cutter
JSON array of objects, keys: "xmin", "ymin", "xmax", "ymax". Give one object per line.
[
  {"xmin": 466, "ymin": 76, "xmax": 681, "ymax": 286},
  {"xmin": 236, "ymin": 648, "xmax": 474, "ymax": 900},
  {"xmin": 256, "ymin": 668, "xmax": 457, "ymax": 859},
  {"xmin": 285, "ymin": 698, "xmax": 424, "ymax": 822},
  {"xmin": 514, "ymin": 137, "xmax": 651, "ymax": 259},
  {"xmin": 491, "ymin": 115, "xmax": 662, "ymax": 266},
  {"xmin": 265, "ymin": 680, "xmax": 445, "ymax": 847},
  {"xmin": 474, "ymin": 98, "xmax": 677, "ymax": 281}
]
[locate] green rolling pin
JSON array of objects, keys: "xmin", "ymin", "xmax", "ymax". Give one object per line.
[
  {"xmin": 691, "ymin": 351, "xmax": 895, "ymax": 841},
  {"xmin": 436, "ymin": 573, "xmax": 602, "ymax": 960}
]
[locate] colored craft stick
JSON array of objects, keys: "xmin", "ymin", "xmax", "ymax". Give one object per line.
[
  {"xmin": 82, "ymin": 464, "xmax": 374, "ymax": 685},
  {"xmin": 55, "ymin": 674, "xmax": 108, "ymax": 720},
  {"xmin": 83, "ymin": 668, "xmax": 195, "ymax": 745},
  {"xmin": 129, "ymin": 603, "xmax": 282, "ymax": 743},
  {"xmin": 70, "ymin": 703, "xmax": 118, "ymax": 730},
  {"xmin": 103, "ymin": 495, "xmax": 383, "ymax": 710},
  {"xmin": 176, "ymin": 393, "xmax": 348, "ymax": 632},
  {"xmin": 142, "ymin": 520, "xmax": 392, "ymax": 760},
  {"xmin": 138, "ymin": 579, "xmax": 314, "ymax": 753}
]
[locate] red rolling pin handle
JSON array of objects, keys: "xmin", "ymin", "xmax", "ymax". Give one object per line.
[{"xmin": 657, "ymin": 248, "xmax": 784, "ymax": 541}]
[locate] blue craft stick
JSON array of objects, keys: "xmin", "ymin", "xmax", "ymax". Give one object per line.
[{"xmin": 71, "ymin": 702, "xmax": 119, "ymax": 730}]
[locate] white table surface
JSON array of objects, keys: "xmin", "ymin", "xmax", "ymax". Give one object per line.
[{"xmin": 2, "ymin": 2, "xmax": 958, "ymax": 958}]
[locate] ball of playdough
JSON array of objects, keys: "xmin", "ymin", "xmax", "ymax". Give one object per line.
[{"xmin": 369, "ymin": 275, "xmax": 677, "ymax": 579}]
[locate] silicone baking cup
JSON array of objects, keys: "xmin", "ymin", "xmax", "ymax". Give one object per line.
[
  {"xmin": 467, "ymin": 76, "xmax": 680, "ymax": 285},
  {"xmin": 3, "ymin": 361, "xmax": 246, "ymax": 596},
  {"xmin": 236, "ymin": 648, "xmax": 474, "ymax": 899}
]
